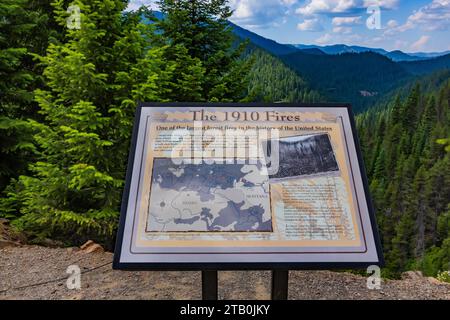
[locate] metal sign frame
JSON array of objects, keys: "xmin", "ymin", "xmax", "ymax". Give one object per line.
[{"xmin": 113, "ymin": 102, "xmax": 384, "ymax": 270}]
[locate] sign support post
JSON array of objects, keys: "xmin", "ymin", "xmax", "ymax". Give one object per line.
[
  {"xmin": 201, "ymin": 270, "xmax": 288, "ymax": 300},
  {"xmin": 271, "ymin": 270, "xmax": 289, "ymax": 300},
  {"xmin": 202, "ymin": 270, "xmax": 218, "ymax": 300}
]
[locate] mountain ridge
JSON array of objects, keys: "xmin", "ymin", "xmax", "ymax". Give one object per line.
[
  {"xmin": 229, "ymin": 21, "xmax": 298, "ymax": 56},
  {"xmin": 279, "ymin": 51, "xmax": 413, "ymax": 111},
  {"xmin": 289, "ymin": 44, "xmax": 450, "ymax": 62},
  {"xmin": 146, "ymin": 11, "xmax": 450, "ymax": 112},
  {"xmin": 148, "ymin": 10, "xmax": 450, "ymax": 62}
]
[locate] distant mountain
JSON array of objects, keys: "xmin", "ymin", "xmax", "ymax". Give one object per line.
[
  {"xmin": 147, "ymin": 11, "xmax": 298, "ymax": 56},
  {"xmin": 146, "ymin": 12, "xmax": 450, "ymax": 111},
  {"xmin": 299, "ymin": 48, "xmax": 326, "ymax": 55},
  {"xmin": 150, "ymin": 11, "xmax": 448, "ymax": 63},
  {"xmin": 245, "ymin": 48, "xmax": 323, "ymax": 103},
  {"xmin": 229, "ymin": 22, "xmax": 298, "ymax": 56},
  {"xmin": 149, "ymin": 11, "xmax": 449, "ymax": 63},
  {"xmin": 278, "ymin": 49, "xmax": 450, "ymax": 111},
  {"xmin": 279, "ymin": 51, "xmax": 412, "ymax": 112},
  {"xmin": 147, "ymin": 11, "xmax": 318, "ymax": 102},
  {"xmin": 399, "ymin": 54, "xmax": 450, "ymax": 75},
  {"xmin": 386, "ymin": 50, "xmax": 422, "ymax": 62},
  {"xmin": 409, "ymin": 51, "xmax": 450, "ymax": 59},
  {"xmin": 289, "ymin": 44, "xmax": 431, "ymax": 62},
  {"xmin": 292, "ymin": 44, "xmax": 386, "ymax": 55}
]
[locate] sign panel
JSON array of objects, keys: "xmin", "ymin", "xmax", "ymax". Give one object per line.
[{"xmin": 113, "ymin": 103, "xmax": 384, "ymax": 270}]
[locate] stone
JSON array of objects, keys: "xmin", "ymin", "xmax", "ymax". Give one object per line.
[
  {"xmin": 80, "ymin": 240, "xmax": 94, "ymax": 250},
  {"xmin": 80, "ymin": 240, "xmax": 104, "ymax": 253},
  {"xmin": 84, "ymin": 243, "xmax": 104, "ymax": 253}
]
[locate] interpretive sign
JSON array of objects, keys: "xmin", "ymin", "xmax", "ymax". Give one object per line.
[{"xmin": 113, "ymin": 103, "xmax": 384, "ymax": 270}]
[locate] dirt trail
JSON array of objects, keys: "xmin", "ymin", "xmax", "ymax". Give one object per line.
[{"xmin": 1, "ymin": 245, "xmax": 449, "ymax": 300}]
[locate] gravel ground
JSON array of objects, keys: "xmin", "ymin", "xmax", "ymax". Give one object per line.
[{"xmin": 0, "ymin": 245, "xmax": 449, "ymax": 300}]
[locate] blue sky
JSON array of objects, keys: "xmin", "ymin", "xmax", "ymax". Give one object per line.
[{"xmin": 128, "ymin": 0, "xmax": 450, "ymax": 53}]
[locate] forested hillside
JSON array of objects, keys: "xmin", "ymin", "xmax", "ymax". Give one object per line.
[
  {"xmin": 230, "ymin": 22, "xmax": 297, "ymax": 56},
  {"xmin": 366, "ymin": 70, "xmax": 450, "ymax": 116},
  {"xmin": 357, "ymin": 82, "xmax": 450, "ymax": 277},
  {"xmin": 244, "ymin": 49, "xmax": 322, "ymax": 103},
  {"xmin": 280, "ymin": 51, "xmax": 412, "ymax": 112},
  {"xmin": 399, "ymin": 54, "xmax": 450, "ymax": 75}
]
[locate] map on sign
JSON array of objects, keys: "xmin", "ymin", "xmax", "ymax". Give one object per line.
[{"xmin": 147, "ymin": 158, "xmax": 272, "ymax": 232}]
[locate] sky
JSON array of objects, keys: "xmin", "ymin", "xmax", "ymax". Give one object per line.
[{"xmin": 128, "ymin": 0, "xmax": 450, "ymax": 53}]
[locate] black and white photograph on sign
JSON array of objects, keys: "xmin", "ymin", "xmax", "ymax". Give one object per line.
[
  {"xmin": 147, "ymin": 158, "xmax": 273, "ymax": 233},
  {"xmin": 265, "ymin": 133, "xmax": 340, "ymax": 180}
]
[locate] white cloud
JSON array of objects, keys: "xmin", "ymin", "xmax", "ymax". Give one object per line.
[
  {"xmin": 386, "ymin": 19, "xmax": 398, "ymax": 28},
  {"xmin": 315, "ymin": 33, "xmax": 333, "ymax": 44},
  {"xmin": 406, "ymin": 0, "xmax": 450, "ymax": 31},
  {"xmin": 388, "ymin": 0, "xmax": 450, "ymax": 34},
  {"xmin": 229, "ymin": 0, "xmax": 293, "ymax": 28},
  {"xmin": 297, "ymin": 18, "xmax": 324, "ymax": 31},
  {"xmin": 363, "ymin": 0, "xmax": 398, "ymax": 9},
  {"xmin": 411, "ymin": 35, "xmax": 430, "ymax": 51},
  {"xmin": 333, "ymin": 26, "xmax": 353, "ymax": 34},
  {"xmin": 296, "ymin": 0, "xmax": 351, "ymax": 16},
  {"xmin": 332, "ymin": 16, "xmax": 362, "ymax": 26},
  {"xmin": 127, "ymin": 0, "xmax": 158, "ymax": 12},
  {"xmin": 232, "ymin": 0, "xmax": 253, "ymax": 19},
  {"xmin": 126, "ymin": 0, "xmax": 299, "ymax": 29},
  {"xmin": 382, "ymin": 19, "xmax": 400, "ymax": 35},
  {"xmin": 296, "ymin": 0, "xmax": 398, "ymax": 16}
]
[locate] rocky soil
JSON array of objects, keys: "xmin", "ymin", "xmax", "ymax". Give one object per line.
[{"xmin": 1, "ymin": 245, "xmax": 449, "ymax": 300}]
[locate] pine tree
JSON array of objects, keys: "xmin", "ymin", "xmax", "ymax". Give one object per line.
[
  {"xmin": 2, "ymin": 2, "xmax": 174, "ymax": 246},
  {"xmin": 413, "ymin": 96, "xmax": 437, "ymax": 157},
  {"xmin": 163, "ymin": 44, "xmax": 206, "ymax": 102},
  {"xmin": 244, "ymin": 48, "xmax": 322, "ymax": 103},
  {"xmin": 372, "ymin": 148, "xmax": 386, "ymax": 181},
  {"xmin": 0, "ymin": 0, "xmax": 58, "ymax": 192},
  {"xmin": 155, "ymin": 0, "xmax": 251, "ymax": 101},
  {"xmin": 358, "ymin": 79, "xmax": 450, "ymax": 276},
  {"xmin": 412, "ymin": 166, "xmax": 429, "ymax": 258},
  {"xmin": 390, "ymin": 94, "xmax": 402, "ymax": 124},
  {"xmin": 400, "ymin": 83, "xmax": 420, "ymax": 130}
]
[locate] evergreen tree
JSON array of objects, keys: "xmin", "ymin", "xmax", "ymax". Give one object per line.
[
  {"xmin": 411, "ymin": 166, "xmax": 428, "ymax": 258},
  {"xmin": 400, "ymin": 83, "xmax": 420, "ymax": 130},
  {"xmin": 155, "ymin": 0, "xmax": 251, "ymax": 101},
  {"xmin": 0, "ymin": 0, "xmax": 59, "ymax": 192},
  {"xmin": 390, "ymin": 95, "xmax": 402, "ymax": 124},
  {"xmin": 244, "ymin": 48, "xmax": 322, "ymax": 103},
  {"xmin": 358, "ymin": 79, "xmax": 450, "ymax": 276},
  {"xmin": 2, "ymin": 2, "xmax": 174, "ymax": 246},
  {"xmin": 372, "ymin": 148, "xmax": 386, "ymax": 181}
]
